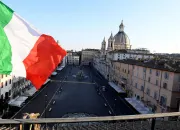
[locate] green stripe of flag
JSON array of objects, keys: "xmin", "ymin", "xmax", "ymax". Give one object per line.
[
  {"xmin": 0, "ymin": 1, "xmax": 13, "ymax": 74},
  {"xmin": 0, "ymin": 1, "xmax": 14, "ymax": 27}
]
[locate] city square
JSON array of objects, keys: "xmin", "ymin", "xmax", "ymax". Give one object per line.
[
  {"xmin": 12, "ymin": 65, "xmax": 136, "ymax": 119},
  {"xmin": 0, "ymin": 1, "xmax": 180, "ymax": 129}
]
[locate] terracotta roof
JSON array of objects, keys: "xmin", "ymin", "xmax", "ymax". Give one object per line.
[{"xmin": 113, "ymin": 59, "xmax": 180, "ymax": 73}]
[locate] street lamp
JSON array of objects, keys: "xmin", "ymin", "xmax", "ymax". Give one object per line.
[{"xmin": 45, "ymin": 93, "xmax": 47, "ymax": 118}]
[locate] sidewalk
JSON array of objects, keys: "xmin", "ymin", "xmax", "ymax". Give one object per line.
[
  {"xmin": 108, "ymin": 82, "xmax": 125, "ymax": 94},
  {"xmin": 125, "ymin": 98, "xmax": 153, "ymax": 114},
  {"xmin": 23, "ymin": 86, "xmax": 37, "ymax": 97},
  {"xmin": 8, "ymin": 96, "xmax": 28, "ymax": 107}
]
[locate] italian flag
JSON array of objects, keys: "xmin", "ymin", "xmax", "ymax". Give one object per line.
[{"xmin": 0, "ymin": 2, "xmax": 66, "ymax": 89}]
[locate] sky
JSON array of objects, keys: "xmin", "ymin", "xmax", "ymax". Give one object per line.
[{"xmin": 3, "ymin": 0, "xmax": 180, "ymax": 53}]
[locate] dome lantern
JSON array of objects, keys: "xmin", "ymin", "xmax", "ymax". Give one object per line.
[{"xmin": 119, "ymin": 20, "xmax": 124, "ymax": 32}]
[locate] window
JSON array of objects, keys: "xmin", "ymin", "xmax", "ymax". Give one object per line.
[
  {"xmin": 137, "ymin": 95, "xmax": 140, "ymax": 100},
  {"xmin": 163, "ymin": 83, "xmax": 167, "ymax": 89},
  {"xmin": 148, "ymin": 77, "xmax": 151, "ymax": 82},
  {"xmin": 141, "ymin": 86, "xmax": 144, "ymax": 91},
  {"xmin": 9, "ymin": 79, "xmax": 11, "ymax": 84},
  {"xmin": 2, "ymin": 75, "xmax": 3, "ymax": 78},
  {"xmin": 1, "ymin": 82, "xmax": 3, "ymax": 88},
  {"xmin": 156, "ymin": 80, "xmax": 158, "ymax": 86},
  {"xmin": 164, "ymin": 72, "xmax": 169, "ymax": 80},
  {"xmin": 160, "ymin": 96, "xmax": 167, "ymax": 107},
  {"xmin": 135, "ymin": 83, "xmax": 138, "ymax": 88},
  {"xmin": 5, "ymin": 81, "xmax": 7, "ymax": 86},
  {"xmin": 128, "ymin": 70, "xmax": 130, "ymax": 74},
  {"xmin": 143, "ymin": 68, "xmax": 146, "ymax": 72},
  {"xmin": 9, "ymin": 90, "xmax": 11, "ymax": 96},
  {"xmin": 146, "ymin": 88, "xmax": 150, "ymax": 96},
  {"xmin": 156, "ymin": 70, "xmax": 159, "ymax": 76},
  {"xmin": 154, "ymin": 91, "xmax": 158, "ymax": 99},
  {"xmin": 149, "ymin": 69, "xmax": 152, "ymax": 74},
  {"xmin": 133, "ymin": 66, "xmax": 135, "ymax": 69}
]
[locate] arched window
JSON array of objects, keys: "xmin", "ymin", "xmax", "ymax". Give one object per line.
[
  {"xmin": 9, "ymin": 79, "xmax": 12, "ymax": 84},
  {"xmin": 1, "ymin": 82, "xmax": 3, "ymax": 88},
  {"xmin": 5, "ymin": 81, "xmax": 7, "ymax": 86}
]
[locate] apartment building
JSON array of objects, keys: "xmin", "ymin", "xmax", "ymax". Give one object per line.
[
  {"xmin": 107, "ymin": 49, "xmax": 154, "ymax": 61},
  {"xmin": 0, "ymin": 75, "xmax": 13, "ymax": 101},
  {"xmin": 0, "ymin": 74, "xmax": 31, "ymax": 114},
  {"xmin": 66, "ymin": 50, "xmax": 80, "ymax": 65},
  {"xmin": 11, "ymin": 77, "xmax": 31, "ymax": 99},
  {"xmin": 111, "ymin": 59, "xmax": 180, "ymax": 113},
  {"xmin": 81, "ymin": 49, "xmax": 100, "ymax": 65}
]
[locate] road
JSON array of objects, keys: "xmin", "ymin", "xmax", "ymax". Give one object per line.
[
  {"xmin": 12, "ymin": 65, "xmax": 136, "ymax": 119},
  {"xmin": 90, "ymin": 66, "xmax": 136, "ymax": 115}
]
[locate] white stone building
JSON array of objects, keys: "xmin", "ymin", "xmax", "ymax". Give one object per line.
[
  {"xmin": 0, "ymin": 75, "xmax": 13, "ymax": 100},
  {"xmin": 81, "ymin": 49, "xmax": 100, "ymax": 65},
  {"xmin": 67, "ymin": 53, "xmax": 80, "ymax": 65},
  {"xmin": 69, "ymin": 55, "xmax": 79, "ymax": 65},
  {"xmin": 107, "ymin": 49, "xmax": 154, "ymax": 61}
]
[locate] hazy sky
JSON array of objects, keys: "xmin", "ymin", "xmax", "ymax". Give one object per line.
[{"xmin": 3, "ymin": 0, "xmax": 180, "ymax": 53}]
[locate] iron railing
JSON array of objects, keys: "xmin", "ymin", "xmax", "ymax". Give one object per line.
[{"xmin": 0, "ymin": 112, "xmax": 180, "ymax": 130}]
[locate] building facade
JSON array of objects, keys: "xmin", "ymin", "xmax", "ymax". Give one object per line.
[
  {"xmin": 68, "ymin": 55, "xmax": 80, "ymax": 65},
  {"xmin": 0, "ymin": 75, "xmax": 30, "ymax": 115},
  {"xmin": 0, "ymin": 75, "xmax": 13, "ymax": 101},
  {"xmin": 81, "ymin": 49, "xmax": 100, "ymax": 65},
  {"xmin": 92, "ymin": 21, "xmax": 180, "ymax": 113},
  {"xmin": 66, "ymin": 50, "xmax": 80, "ymax": 65},
  {"xmin": 11, "ymin": 77, "xmax": 31, "ymax": 99},
  {"xmin": 110, "ymin": 59, "xmax": 180, "ymax": 113},
  {"xmin": 107, "ymin": 49, "xmax": 154, "ymax": 61}
]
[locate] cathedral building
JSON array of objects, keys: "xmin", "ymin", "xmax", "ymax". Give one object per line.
[
  {"xmin": 103, "ymin": 20, "xmax": 132, "ymax": 52},
  {"xmin": 94, "ymin": 21, "xmax": 154, "ymax": 81}
]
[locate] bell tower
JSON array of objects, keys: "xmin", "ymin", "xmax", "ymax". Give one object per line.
[
  {"xmin": 101, "ymin": 37, "xmax": 106, "ymax": 55},
  {"xmin": 107, "ymin": 32, "xmax": 114, "ymax": 51}
]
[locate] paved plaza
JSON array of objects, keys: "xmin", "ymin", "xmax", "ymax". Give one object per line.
[{"xmin": 12, "ymin": 65, "xmax": 136, "ymax": 119}]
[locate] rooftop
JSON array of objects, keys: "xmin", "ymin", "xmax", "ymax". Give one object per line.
[
  {"xmin": 82, "ymin": 48, "xmax": 100, "ymax": 52},
  {"xmin": 108, "ymin": 49, "xmax": 153, "ymax": 55},
  {"xmin": 113, "ymin": 59, "xmax": 180, "ymax": 73}
]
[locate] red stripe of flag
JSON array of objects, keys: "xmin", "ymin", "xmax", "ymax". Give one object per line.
[{"xmin": 23, "ymin": 34, "xmax": 66, "ymax": 90}]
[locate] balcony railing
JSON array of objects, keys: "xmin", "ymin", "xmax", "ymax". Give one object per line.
[{"xmin": 0, "ymin": 112, "xmax": 180, "ymax": 130}]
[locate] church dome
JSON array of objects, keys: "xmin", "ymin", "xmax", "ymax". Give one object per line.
[{"xmin": 114, "ymin": 21, "xmax": 130, "ymax": 45}]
